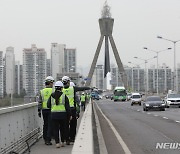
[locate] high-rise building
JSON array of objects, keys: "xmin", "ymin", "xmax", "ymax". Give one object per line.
[
  {"xmin": 46, "ymin": 59, "xmax": 51, "ymax": 76},
  {"xmin": 64, "ymin": 48, "xmax": 76, "ymax": 73},
  {"xmin": 5, "ymin": 47, "xmax": 15, "ymax": 95},
  {"xmin": 148, "ymin": 66, "xmax": 172, "ymax": 94},
  {"xmin": 177, "ymin": 66, "xmax": 180, "ymax": 92},
  {"xmin": 23, "ymin": 44, "xmax": 46, "ymax": 96},
  {"xmin": 94, "ymin": 65, "xmax": 104, "ymax": 90},
  {"xmin": 124, "ymin": 66, "xmax": 145, "ymax": 92},
  {"xmin": 0, "ymin": 51, "xmax": 4, "ymax": 98},
  {"xmin": 15, "ymin": 61, "xmax": 23, "ymax": 96},
  {"xmin": 51, "ymin": 43, "xmax": 66, "ymax": 80}
]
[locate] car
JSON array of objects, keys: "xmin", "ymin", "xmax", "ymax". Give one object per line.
[
  {"xmin": 143, "ymin": 96, "xmax": 165, "ymax": 111},
  {"xmin": 105, "ymin": 94, "xmax": 112, "ymax": 99},
  {"xmin": 131, "ymin": 93, "xmax": 142, "ymax": 106},
  {"xmin": 91, "ymin": 91, "xmax": 100, "ymax": 100},
  {"xmin": 165, "ymin": 93, "xmax": 180, "ymax": 108},
  {"xmin": 126, "ymin": 93, "xmax": 132, "ymax": 101}
]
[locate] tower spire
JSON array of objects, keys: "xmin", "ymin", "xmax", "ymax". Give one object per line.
[{"xmin": 101, "ymin": 0, "xmax": 111, "ymax": 18}]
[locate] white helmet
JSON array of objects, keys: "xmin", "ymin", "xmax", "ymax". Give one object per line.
[
  {"xmin": 45, "ymin": 76, "xmax": 54, "ymax": 82},
  {"xmin": 70, "ymin": 81, "xmax": 75, "ymax": 87},
  {"xmin": 54, "ymin": 81, "xmax": 63, "ymax": 87},
  {"xmin": 62, "ymin": 76, "xmax": 71, "ymax": 84}
]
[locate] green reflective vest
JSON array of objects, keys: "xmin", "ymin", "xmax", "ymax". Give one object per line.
[
  {"xmin": 41, "ymin": 88, "xmax": 53, "ymax": 109},
  {"xmin": 62, "ymin": 87, "xmax": 74, "ymax": 107},
  {"xmin": 51, "ymin": 94, "xmax": 66, "ymax": 112},
  {"xmin": 81, "ymin": 95, "xmax": 86, "ymax": 102}
]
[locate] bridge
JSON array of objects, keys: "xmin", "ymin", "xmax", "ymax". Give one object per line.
[{"xmin": 0, "ymin": 100, "xmax": 102, "ymax": 154}]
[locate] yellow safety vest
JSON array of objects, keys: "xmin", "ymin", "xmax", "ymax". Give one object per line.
[
  {"xmin": 62, "ymin": 87, "xmax": 74, "ymax": 107},
  {"xmin": 41, "ymin": 88, "xmax": 53, "ymax": 109},
  {"xmin": 51, "ymin": 94, "xmax": 66, "ymax": 112},
  {"xmin": 81, "ymin": 95, "xmax": 86, "ymax": 102}
]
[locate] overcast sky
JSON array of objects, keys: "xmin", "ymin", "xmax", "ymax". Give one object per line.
[{"xmin": 0, "ymin": 0, "xmax": 180, "ymax": 75}]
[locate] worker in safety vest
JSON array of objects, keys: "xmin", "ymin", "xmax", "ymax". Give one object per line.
[
  {"xmin": 38, "ymin": 76, "xmax": 54, "ymax": 145},
  {"xmin": 62, "ymin": 76, "xmax": 90, "ymax": 142},
  {"xmin": 47, "ymin": 81, "xmax": 71, "ymax": 148},
  {"xmin": 80, "ymin": 92, "xmax": 86, "ymax": 111},
  {"xmin": 70, "ymin": 81, "xmax": 80, "ymax": 118}
]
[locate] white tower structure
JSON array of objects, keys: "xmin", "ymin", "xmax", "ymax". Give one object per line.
[
  {"xmin": 5, "ymin": 47, "xmax": 15, "ymax": 95},
  {"xmin": 51, "ymin": 43, "xmax": 66, "ymax": 80},
  {"xmin": 23, "ymin": 44, "xmax": 46, "ymax": 96}
]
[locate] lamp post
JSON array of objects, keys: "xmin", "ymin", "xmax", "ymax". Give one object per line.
[
  {"xmin": 134, "ymin": 56, "xmax": 157, "ymax": 96},
  {"xmin": 143, "ymin": 47, "xmax": 171, "ymax": 95},
  {"xmin": 157, "ymin": 36, "xmax": 180, "ymax": 92}
]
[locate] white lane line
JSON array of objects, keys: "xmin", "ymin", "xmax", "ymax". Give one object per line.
[
  {"xmin": 95, "ymin": 102, "xmax": 132, "ymax": 154},
  {"xmin": 163, "ymin": 117, "xmax": 168, "ymax": 119},
  {"xmin": 175, "ymin": 121, "xmax": 180, "ymax": 123},
  {"xmin": 154, "ymin": 115, "xmax": 159, "ymax": 117},
  {"xmin": 137, "ymin": 110, "xmax": 140, "ymax": 112},
  {"xmin": 147, "ymin": 113, "xmax": 151, "ymax": 114}
]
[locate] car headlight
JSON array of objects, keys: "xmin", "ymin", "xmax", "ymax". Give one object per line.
[
  {"xmin": 161, "ymin": 103, "xmax": 165, "ymax": 106},
  {"xmin": 167, "ymin": 101, "xmax": 171, "ymax": 103},
  {"xmin": 145, "ymin": 104, "xmax": 150, "ymax": 106}
]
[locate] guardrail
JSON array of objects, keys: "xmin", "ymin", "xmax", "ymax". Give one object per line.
[{"xmin": 0, "ymin": 102, "xmax": 42, "ymax": 153}]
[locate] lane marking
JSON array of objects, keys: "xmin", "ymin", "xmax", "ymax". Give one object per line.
[
  {"xmin": 147, "ymin": 113, "xmax": 151, "ymax": 114},
  {"xmin": 154, "ymin": 115, "xmax": 158, "ymax": 117},
  {"xmin": 137, "ymin": 110, "xmax": 140, "ymax": 112},
  {"xmin": 163, "ymin": 117, "xmax": 168, "ymax": 119},
  {"xmin": 175, "ymin": 121, "xmax": 180, "ymax": 123},
  {"xmin": 95, "ymin": 102, "xmax": 132, "ymax": 154}
]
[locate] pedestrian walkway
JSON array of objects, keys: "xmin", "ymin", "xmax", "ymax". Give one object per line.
[{"xmin": 28, "ymin": 111, "xmax": 83, "ymax": 154}]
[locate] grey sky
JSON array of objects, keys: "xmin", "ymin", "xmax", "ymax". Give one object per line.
[{"xmin": 0, "ymin": 0, "xmax": 180, "ymax": 75}]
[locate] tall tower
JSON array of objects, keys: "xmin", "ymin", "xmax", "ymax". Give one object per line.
[
  {"xmin": 85, "ymin": 1, "xmax": 127, "ymax": 88},
  {"xmin": 64, "ymin": 48, "xmax": 76, "ymax": 73},
  {"xmin": 0, "ymin": 51, "xmax": 3, "ymax": 98},
  {"xmin": 23, "ymin": 44, "xmax": 46, "ymax": 96},
  {"xmin": 51, "ymin": 43, "xmax": 66, "ymax": 79},
  {"xmin": 5, "ymin": 47, "xmax": 15, "ymax": 95}
]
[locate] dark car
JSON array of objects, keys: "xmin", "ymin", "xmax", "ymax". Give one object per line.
[
  {"xmin": 143, "ymin": 96, "xmax": 166, "ymax": 111},
  {"xmin": 91, "ymin": 91, "xmax": 100, "ymax": 100}
]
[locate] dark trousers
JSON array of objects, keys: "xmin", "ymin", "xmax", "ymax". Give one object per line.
[
  {"xmin": 52, "ymin": 118, "xmax": 68, "ymax": 144},
  {"xmin": 81, "ymin": 101, "xmax": 86, "ymax": 111},
  {"xmin": 69, "ymin": 108, "xmax": 77, "ymax": 141},
  {"xmin": 42, "ymin": 109, "xmax": 52, "ymax": 142}
]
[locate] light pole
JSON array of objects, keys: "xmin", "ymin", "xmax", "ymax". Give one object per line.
[
  {"xmin": 157, "ymin": 36, "xmax": 180, "ymax": 92},
  {"xmin": 134, "ymin": 56, "xmax": 157, "ymax": 96},
  {"xmin": 143, "ymin": 47, "xmax": 171, "ymax": 94}
]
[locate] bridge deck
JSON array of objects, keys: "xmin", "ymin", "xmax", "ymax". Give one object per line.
[{"xmin": 28, "ymin": 112, "xmax": 83, "ymax": 154}]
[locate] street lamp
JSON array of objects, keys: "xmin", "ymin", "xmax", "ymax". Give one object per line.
[
  {"xmin": 157, "ymin": 36, "xmax": 180, "ymax": 92},
  {"xmin": 134, "ymin": 56, "xmax": 157, "ymax": 96},
  {"xmin": 143, "ymin": 47, "xmax": 171, "ymax": 94}
]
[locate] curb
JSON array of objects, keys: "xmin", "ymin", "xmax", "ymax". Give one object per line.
[{"xmin": 93, "ymin": 102, "xmax": 108, "ymax": 154}]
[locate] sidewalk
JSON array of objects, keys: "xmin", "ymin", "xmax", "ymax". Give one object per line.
[{"xmin": 28, "ymin": 111, "xmax": 83, "ymax": 154}]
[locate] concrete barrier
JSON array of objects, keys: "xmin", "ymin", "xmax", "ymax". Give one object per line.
[
  {"xmin": 0, "ymin": 102, "xmax": 42, "ymax": 153},
  {"xmin": 72, "ymin": 101, "xmax": 93, "ymax": 154}
]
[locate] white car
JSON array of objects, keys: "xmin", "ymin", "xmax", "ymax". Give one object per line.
[
  {"xmin": 131, "ymin": 93, "xmax": 142, "ymax": 106},
  {"xmin": 165, "ymin": 93, "xmax": 180, "ymax": 108}
]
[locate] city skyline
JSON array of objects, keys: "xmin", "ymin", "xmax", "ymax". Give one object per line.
[{"xmin": 0, "ymin": 0, "xmax": 180, "ymax": 73}]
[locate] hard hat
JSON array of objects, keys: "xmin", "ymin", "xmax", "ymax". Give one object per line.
[
  {"xmin": 70, "ymin": 81, "xmax": 75, "ymax": 87},
  {"xmin": 62, "ymin": 76, "xmax": 70, "ymax": 84},
  {"xmin": 82, "ymin": 92, "xmax": 85, "ymax": 95},
  {"xmin": 45, "ymin": 76, "xmax": 54, "ymax": 82},
  {"xmin": 54, "ymin": 81, "xmax": 63, "ymax": 87}
]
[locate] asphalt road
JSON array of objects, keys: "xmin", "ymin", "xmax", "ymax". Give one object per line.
[{"xmin": 95, "ymin": 98, "xmax": 180, "ymax": 154}]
